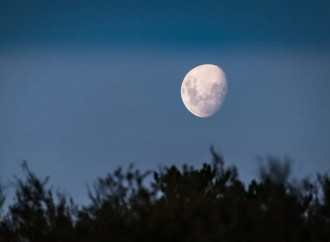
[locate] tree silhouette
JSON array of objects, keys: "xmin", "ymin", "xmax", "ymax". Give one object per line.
[
  {"xmin": 0, "ymin": 150, "xmax": 329, "ymax": 242},
  {"xmin": 0, "ymin": 161, "xmax": 76, "ymax": 242}
]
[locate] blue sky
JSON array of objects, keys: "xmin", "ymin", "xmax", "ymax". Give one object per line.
[{"xmin": 1, "ymin": 0, "xmax": 330, "ymax": 205}]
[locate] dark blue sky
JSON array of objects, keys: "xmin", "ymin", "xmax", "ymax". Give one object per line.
[
  {"xmin": 1, "ymin": 0, "xmax": 330, "ymax": 47},
  {"xmin": 1, "ymin": 0, "xmax": 330, "ymax": 205}
]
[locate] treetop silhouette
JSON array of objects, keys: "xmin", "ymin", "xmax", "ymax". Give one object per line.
[{"xmin": 0, "ymin": 149, "xmax": 329, "ymax": 242}]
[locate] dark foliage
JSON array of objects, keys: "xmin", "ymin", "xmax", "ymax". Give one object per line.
[{"xmin": 0, "ymin": 150, "xmax": 329, "ymax": 242}]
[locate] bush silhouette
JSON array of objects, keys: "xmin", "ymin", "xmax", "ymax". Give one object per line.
[{"xmin": 0, "ymin": 149, "xmax": 329, "ymax": 242}]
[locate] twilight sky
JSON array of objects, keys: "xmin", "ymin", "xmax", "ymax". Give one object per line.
[{"xmin": 1, "ymin": 0, "xmax": 330, "ymax": 205}]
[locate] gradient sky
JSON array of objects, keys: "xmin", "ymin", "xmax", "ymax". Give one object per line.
[{"xmin": 1, "ymin": 0, "xmax": 330, "ymax": 205}]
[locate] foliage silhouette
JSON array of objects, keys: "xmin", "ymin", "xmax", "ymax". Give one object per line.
[
  {"xmin": 0, "ymin": 161, "xmax": 76, "ymax": 242},
  {"xmin": 0, "ymin": 150, "xmax": 329, "ymax": 242}
]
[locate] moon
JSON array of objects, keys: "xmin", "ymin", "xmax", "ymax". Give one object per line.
[{"xmin": 181, "ymin": 64, "xmax": 228, "ymax": 118}]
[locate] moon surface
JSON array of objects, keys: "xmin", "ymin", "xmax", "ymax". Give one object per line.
[{"xmin": 181, "ymin": 64, "xmax": 228, "ymax": 118}]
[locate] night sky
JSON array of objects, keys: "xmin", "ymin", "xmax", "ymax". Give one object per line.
[{"xmin": 1, "ymin": 0, "xmax": 330, "ymax": 205}]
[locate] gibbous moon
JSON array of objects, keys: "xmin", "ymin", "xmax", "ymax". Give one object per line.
[{"xmin": 181, "ymin": 64, "xmax": 227, "ymax": 118}]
